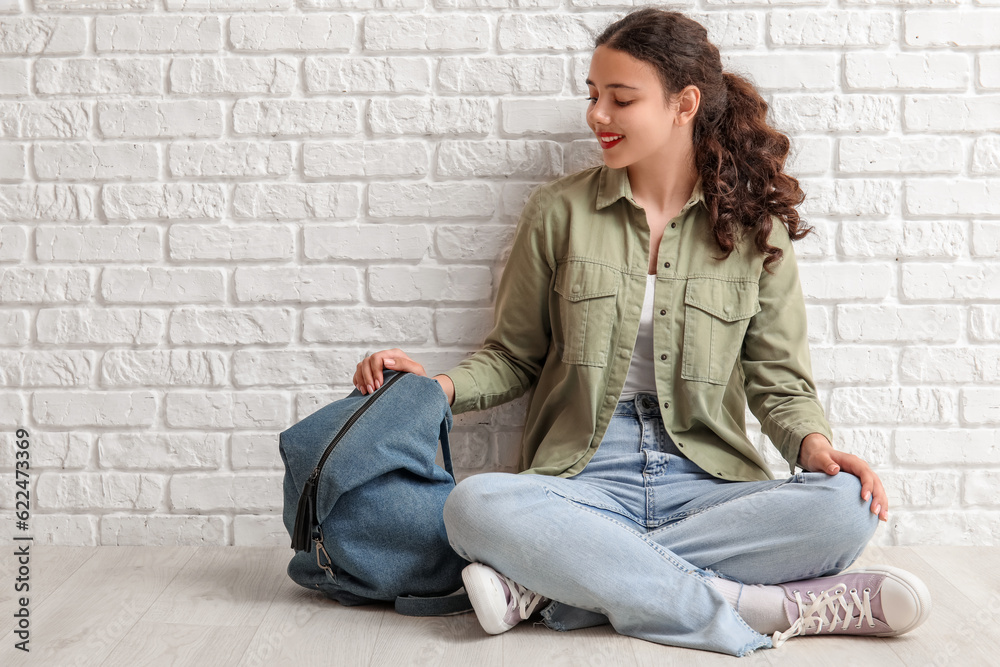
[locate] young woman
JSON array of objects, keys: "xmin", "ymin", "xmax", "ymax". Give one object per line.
[{"xmin": 353, "ymin": 8, "xmax": 930, "ymax": 657}]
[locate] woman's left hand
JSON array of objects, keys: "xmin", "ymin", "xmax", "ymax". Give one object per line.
[{"xmin": 798, "ymin": 433, "xmax": 888, "ymax": 522}]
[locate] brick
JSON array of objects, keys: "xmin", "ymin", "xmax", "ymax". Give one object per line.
[
  {"xmin": 845, "ymin": 52, "xmax": 969, "ymax": 90},
  {"xmin": 839, "ymin": 137, "xmax": 963, "ymax": 174},
  {"xmin": 902, "ymin": 263, "xmax": 1000, "ymax": 300},
  {"xmin": 302, "ymin": 307, "xmax": 433, "ymax": 343},
  {"xmin": 890, "ymin": 511, "xmax": 1000, "ymax": 547},
  {"xmin": 35, "ymin": 142, "xmax": 160, "ymax": 181},
  {"xmin": 905, "ymin": 95, "xmax": 1000, "ymax": 132},
  {"xmin": 808, "ymin": 345, "xmax": 896, "ymax": 383},
  {"xmin": 435, "ymin": 307, "xmax": 494, "ymax": 346},
  {"xmin": 797, "ymin": 179, "xmax": 897, "ymax": 217},
  {"xmin": 900, "ymin": 347, "xmax": 1000, "ymax": 383},
  {"xmin": 164, "ymin": 391, "xmax": 288, "ymax": 429},
  {"xmin": 0, "ymin": 310, "xmax": 28, "ymax": 345},
  {"xmin": 770, "ymin": 95, "xmax": 897, "ymax": 132},
  {"xmin": 438, "ymin": 56, "xmax": 563, "ymax": 94},
  {"xmin": 369, "ymin": 98, "xmax": 492, "ymax": 136},
  {"xmin": 829, "ymin": 387, "xmax": 956, "ymax": 425},
  {"xmin": 967, "ymin": 220, "xmax": 1000, "ymax": 255},
  {"xmin": 0, "ymin": 350, "xmax": 94, "ymax": 386},
  {"xmin": 168, "ymin": 141, "xmax": 293, "ymax": 178},
  {"xmin": 0, "ymin": 101, "xmax": 90, "ymax": 138},
  {"xmin": 231, "ymin": 15, "xmax": 353, "ymax": 51},
  {"xmin": 0, "ymin": 60, "xmax": 29, "ymax": 96},
  {"xmin": 981, "ymin": 53, "xmax": 1000, "ymax": 90},
  {"xmin": 233, "ymin": 349, "xmax": 357, "ymax": 386},
  {"xmin": 907, "ymin": 178, "xmax": 1000, "ymax": 216},
  {"xmin": 369, "ymin": 265, "xmax": 493, "ymax": 302},
  {"xmin": 171, "ymin": 472, "xmax": 281, "ymax": 511},
  {"xmin": 99, "ymin": 432, "xmax": 224, "ymax": 469},
  {"xmin": 961, "ymin": 388, "xmax": 1000, "ymax": 425},
  {"xmin": 168, "ymin": 307, "xmax": 294, "ymax": 345},
  {"xmin": 798, "ymin": 263, "xmax": 893, "ymax": 300},
  {"xmin": 233, "ymin": 99, "xmax": 359, "ymax": 136},
  {"xmin": 437, "ymin": 140, "xmax": 562, "ymax": 179},
  {"xmin": 36, "ymin": 0, "xmax": 157, "ymax": 9},
  {"xmin": 36, "ymin": 225, "xmax": 161, "ymax": 262},
  {"xmin": 365, "ymin": 14, "xmax": 489, "ymax": 51},
  {"xmin": 964, "ymin": 471, "xmax": 1000, "ymax": 505},
  {"xmin": 972, "ymin": 136, "xmax": 1000, "ymax": 174},
  {"xmin": 839, "ymin": 220, "xmax": 965, "ymax": 258},
  {"xmin": 970, "ymin": 306, "xmax": 1000, "ymax": 341},
  {"xmin": 164, "ymin": 0, "xmax": 292, "ymax": 8},
  {"xmin": 786, "ymin": 136, "xmax": 830, "ymax": 175},
  {"xmin": 101, "ymin": 349, "xmax": 228, "ymax": 387},
  {"xmin": 234, "ymin": 266, "xmax": 360, "ymax": 303},
  {"xmin": 103, "ymin": 183, "xmax": 225, "ymax": 221},
  {"xmin": 501, "ymin": 98, "xmax": 590, "ymax": 135},
  {"xmin": 726, "ymin": 53, "xmax": 836, "ymax": 90},
  {"xmin": 36, "ymin": 472, "xmax": 165, "ymax": 510},
  {"xmin": 880, "ymin": 470, "xmax": 960, "ymax": 508},
  {"xmin": 0, "ymin": 432, "xmax": 91, "ymax": 469},
  {"xmin": 302, "ymin": 141, "xmax": 429, "ymax": 178},
  {"xmin": 168, "ymin": 223, "xmax": 293, "ymax": 261},
  {"xmin": 0, "ymin": 17, "xmax": 86, "ymax": 54},
  {"xmin": 836, "ymin": 305, "xmax": 961, "ymax": 342},
  {"xmin": 896, "ymin": 428, "xmax": 1000, "ymax": 466},
  {"xmin": 0, "ymin": 184, "xmax": 94, "ymax": 221},
  {"xmin": 170, "ymin": 57, "xmax": 297, "ymax": 95},
  {"xmin": 32, "ymin": 391, "xmax": 157, "ymax": 427},
  {"xmin": 0, "ymin": 393, "xmax": 25, "ymax": 426},
  {"xmin": 100, "ymin": 514, "xmax": 226, "ymax": 547},
  {"xmin": 95, "ymin": 15, "xmax": 222, "ymax": 52},
  {"xmin": 368, "ymin": 182, "xmax": 494, "ymax": 218},
  {"xmin": 305, "ymin": 57, "xmax": 430, "ymax": 93},
  {"xmin": 435, "ymin": 224, "xmax": 513, "ymax": 262},
  {"xmin": 0, "ymin": 268, "xmax": 91, "ymax": 302},
  {"xmin": 497, "ymin": 13, "xmax": 611, "ymax": 50},
  {"xmin": 0, "ymin": 225, "xmax": 27, "ymax": 261},
  {"xmin": 101, "ymin": 267, "xmax": 224, "ymax": 304},
  {"xmin": 231, "ymin": 432, "xmax": 282, "ymax": 469},
  {"xmin": 905, "ymin": 10, "xmax": 1000, "ymax": 47},
  {"xmin": 36, "ymin": 58, "xmax": 161, "ymax": 95},
  {"xmin": 303, "ymin": 224, "xmax": 429, "ymax": 261},
  {"xmin": 233, "ymin": 183, "xmax": 359, "ymax": 220},
  {"xmin": 98, "ymin": 100, "xmax": 224, "ymax": 138},
  {"xmin": 37, "ymin": 308, "xmax": 165, "ymax": 345},
  {"xmin": 769, "ymin": 10, "xmax": 894, "ymax": 46}
]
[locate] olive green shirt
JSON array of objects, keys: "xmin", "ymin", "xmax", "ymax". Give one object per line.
[{"xmin": 441, "ymin": 164, "xmax": 833, "ymax": 482}]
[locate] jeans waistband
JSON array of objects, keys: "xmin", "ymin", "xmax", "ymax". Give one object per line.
[{"xmin": 614, "ymin": 393, "xmax": 662, "ymax": 418}]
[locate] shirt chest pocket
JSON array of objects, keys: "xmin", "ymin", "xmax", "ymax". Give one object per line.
[
  {"xmin": 681, "ymin": 278, "xmax": 761, "ymax": 385},
  {"xmin": 553, "ymin": 261, "xmax": 619, "ymax": 367}
]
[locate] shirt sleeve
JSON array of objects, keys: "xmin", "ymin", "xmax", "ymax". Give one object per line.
[
  {"xmin": 440, "ymin": 185, "xmax": 554, "ymax": 415},
  {"xmin": 740, "ymin": 217, "xmax": 833, "ymax": 474}
]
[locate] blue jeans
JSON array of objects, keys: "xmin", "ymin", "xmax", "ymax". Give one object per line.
[{"xmin": 442, "ymin": 392, "xmax": 879, "ymax": 657}]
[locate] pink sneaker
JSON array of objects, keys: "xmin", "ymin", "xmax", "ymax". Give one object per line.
[
  {"xmin": 461, "ymin": 562, "xmax": 550, "ymax": 635},
  {"xmin": 771, "ymin": 565, "xmax": 931, "ymax": 647}
]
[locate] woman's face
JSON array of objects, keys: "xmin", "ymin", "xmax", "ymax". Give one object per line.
[{"xmin": 585, "ymin": 44, "xmax": 698, "ymax": 170}]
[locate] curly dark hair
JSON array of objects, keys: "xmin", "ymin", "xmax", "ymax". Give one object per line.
[{"xmin": 595, "ymin": 7, "xmax": 813, "ymax": 274}]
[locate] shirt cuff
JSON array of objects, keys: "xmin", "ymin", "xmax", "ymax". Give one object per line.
[{"xmin": 439, "ymin": 367, "xmax": 480, "ymax": 415}]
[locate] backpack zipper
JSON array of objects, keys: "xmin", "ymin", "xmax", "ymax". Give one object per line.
[{"xmin": 290, "ymin": 371, "xmax": 407, "ymax": 553}]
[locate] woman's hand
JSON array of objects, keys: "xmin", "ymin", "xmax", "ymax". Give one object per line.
[
  {"xmin": 354, "ymin": 348, "xmax": 426, "ymax": 395},
  {"xmin": 798, "ymin": 433, "xmax": 888, "ymax": 522},
  {"xmin": 353, "ymin": 349, "xmax": 456, "ymax": 406}
]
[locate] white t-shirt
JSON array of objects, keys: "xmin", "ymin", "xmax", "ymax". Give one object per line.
[{"xmin": 618, "ymin": 273, "xmax": 658, "ymax": 401}]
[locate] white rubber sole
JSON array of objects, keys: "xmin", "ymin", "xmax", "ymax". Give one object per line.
[
  {"xmin": 847, "ymin": 565, "xmax": 932, "ymax": 636},
  {"xmin": 462, "ymin": 563, "xmax": 515, "ymax": 635}
]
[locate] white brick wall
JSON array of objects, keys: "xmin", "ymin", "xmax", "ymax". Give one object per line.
[{"xmin": 0, "ymin": 1, "xmax": 998, "ymax": 547}]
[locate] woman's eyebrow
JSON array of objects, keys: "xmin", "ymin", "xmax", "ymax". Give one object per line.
[{"xmin": 585, "ymin": 78, "xmax": 640, "ymax": 90}]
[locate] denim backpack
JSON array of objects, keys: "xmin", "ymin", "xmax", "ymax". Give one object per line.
[{"xmin": 280, "ymin": 370, "xmax": 471, "ymax": 615}]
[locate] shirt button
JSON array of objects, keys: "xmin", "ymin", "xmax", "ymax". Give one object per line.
[
  {"xmin": 663, "ymin": 402, "xmax": 669, "ymax": 409},
  {"xmin": 663, "ymin": 262, "xmax": 670, "ymax": 268},
  {"xmin": 660, "ymin": 354, "xmax": 666, "ymax": 360},
  {"xmin": 671, "ymin": 222, "xmax": 676, "ymax": 228},
  {"xmin": 659, "ymin": 309, "xmax": 666, "ymax": 316},
  {"xmin": 572, "ymin": 285, "xmax": 580, "ymax": 293}
]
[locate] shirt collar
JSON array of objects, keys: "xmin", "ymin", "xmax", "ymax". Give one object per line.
[{"xmin": 595, "ymin": 164, "xmax": 706, "ymax": 213}]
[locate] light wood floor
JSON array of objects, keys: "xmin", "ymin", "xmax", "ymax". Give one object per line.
[{"xmin": 0, "ymin": 545, "xmax": 994, "ymax": 666}]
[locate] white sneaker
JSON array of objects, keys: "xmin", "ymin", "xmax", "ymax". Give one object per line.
[{"xmin": 461, "ymin": 562, "xmax": 549, "ymax": 635}]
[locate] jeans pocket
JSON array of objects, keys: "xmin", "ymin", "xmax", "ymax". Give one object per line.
[
  {"xmin": 681, "ymin": 278, "xmax": 760, "ymax": 385},
  {"xmin": 554, "ymin": 260, "xmax": 619, "ymax": 367}
]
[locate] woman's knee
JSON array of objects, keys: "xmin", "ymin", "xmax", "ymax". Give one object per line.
[{"xmin": 810, "ymin": 471, "xmax": 879, "ymax": 556}]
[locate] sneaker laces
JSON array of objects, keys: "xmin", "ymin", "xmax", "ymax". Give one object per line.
[
  {"xmin": 502, "ymin": 574, "xmax": 548, "ymax": 620},
  {"xmin": 771, "ymin": 582, "xmax": 875, "ymax": 647}
]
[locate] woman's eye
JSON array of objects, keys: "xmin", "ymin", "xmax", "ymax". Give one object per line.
[{"xmin": 585, "ymin": 97, "xmax": 631, "ymax": 107}]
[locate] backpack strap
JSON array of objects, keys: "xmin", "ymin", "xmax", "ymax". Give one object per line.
[
  {"xmin": 395, "ymin": 589, "xmax": 472, "ymax": 616},
  {"xmin": 439, "ymin": 411, "xmax": 456, "ymax": 480}
]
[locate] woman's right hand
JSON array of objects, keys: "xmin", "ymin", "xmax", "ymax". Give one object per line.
[{"xmin": 353, "ymin": 348, "xmax": 455, "ymax": 406}]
